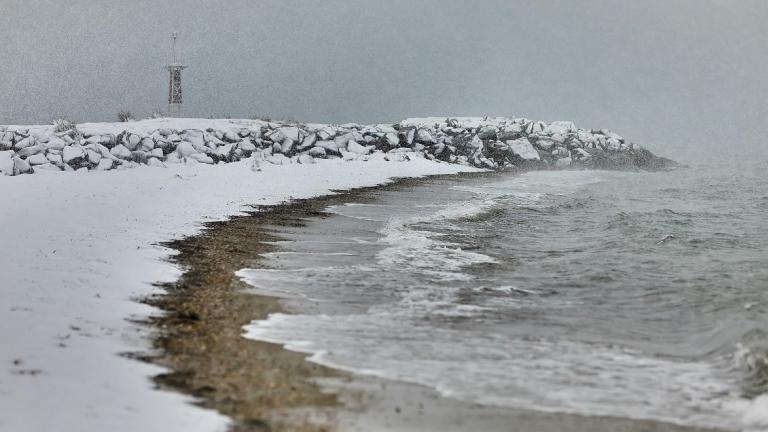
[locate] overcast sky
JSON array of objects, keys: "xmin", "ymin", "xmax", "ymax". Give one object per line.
[{"xmin": 1, "ymin": 0, "xmax": 767, "ymax": 161}]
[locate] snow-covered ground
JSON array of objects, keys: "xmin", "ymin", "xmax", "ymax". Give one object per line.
[{"xmin": 0, "ymin": 154, "xmax": 481, "ymax": 432}]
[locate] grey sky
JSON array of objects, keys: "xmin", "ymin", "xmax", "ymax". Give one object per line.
[{"xmin": 2, "ymin": 0, "xmax": 767, "ymax": 161}]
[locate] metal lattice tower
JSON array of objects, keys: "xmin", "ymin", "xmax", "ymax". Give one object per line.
[{"xmin": 165, "ymin": 32, "xmax": 187, "ymax": 117}]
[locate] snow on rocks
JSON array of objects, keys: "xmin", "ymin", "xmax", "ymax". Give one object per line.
[
  {"xmin": 0, "ymin": 150, "xmax": 13, "ymax": 175},
  {"xmin": 0, "ymin": 116, "xmax": 671, "ymax": 176},
  {"xmin": 27, "ymin": 153, "xmax": 50, "ymax": 165},
  {"xmin": 12, "ymin": 155, "xmax": 33, "ymax": 174},
  {"xmin": 110, "ymin": 144, "xmax": 132, "ymax": 160},
  {"xmin": 507, "ymin": 138, "xmax": 540, "ymax": 160},
  {"xmin": 63, "ymin": 144, "xmax": 85, "ymax": 164},
  {"xmin": 347, "ymin": 140, "xmax": 372, "ymax": 155},
  {"xmin": 95, "ymin": 158, "xmax": 114, "ymax": 171}
]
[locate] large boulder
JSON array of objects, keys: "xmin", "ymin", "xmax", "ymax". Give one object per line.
[
  {"xmin": 95, "ymin": 159, "xmax": 114, "ymax": 171},
  {"xmin": 477, "ymin": 126, "xmax": 498, "ymax": 140},
  {"xmin": 316, "ymin": 140, "xmax": 340, "ymax": 155},
  {"xmin": 27, "ymin": 153, "xmax": 50, "ymax": 165},
  {"xmin": 12, "ymin": 156, "xmax": 33, "ymax": 175},
  {"xmin": 298, "ymin": 133, "xmax": 317, "ymax": 151},
  {"xmin": 347, "ymin": 140, "xmax": 371, "ymax": 155},
  {"xmin": 385, "ymin": 132, "xmax": 399, "ymax": 147},
  {"xmin": 0, "ymin": 151, "xmax": 14, "ymax": 175},
  {"xmin": 86, "ymin": 149, "xmax": 102, "ymax": 164},
  {"xmin": 16, "ymin": 144, "xmax": 46, "ymax": 158},
  {"xmin": 281, "ymin": 138, "xmax": 295, "ymax": 155},
  {"xmin": 147, "ymin": 157, "xmax": 166, "ymax": 168},
  {"xmin": 176, "ymin": 141, "xmax": 197, "ymax": 158},
  {"xmin": 507, "ymin": 138, "xmax": 540, "ymax": 161},
  {"xmin": 123, "ymin": 133, "xmax": 141, "ymax": 150},
  {"xmin": 14, "ymin": 137, "xmax": 35, "ymax": 150},
  {"xmin": 280, "ymin": 126, "xmax": 301, "ymax": 142},
  {"xmin": 46, "ymin": 153, "xmax": 63, "ymax": 165},
  {"xmin": 545, "ymin": 121, "xmax": 576, "ymax": 135},
  {"xmin": 0, "ymin": 132, "xmax": 14, "ymax": 150},
  {"xmin": 110, "ymin": 144, "xmax": 132, "ymax": 160},
  {"xmin": 131, "ymin": 151, "xmax": 148, "ymax": 164},
  {"xmin": 216, "ymin": 143, "xmax": 235, "ymax": 160},
  {"xmin": 416, "ymin": 128, "xmax": 436, "ymax": 144},
  {"xmin": 399, "ymin": 128, "xmax": 416, "ymax": 146},
  {"xmin": 63, "ymin": 145, "xmax": 86, "ymax": 164},
  {"xmin": 45, "ymin": 136, "xmax": 66, "ymax": 151},
  {"xmin": 297, "ymin": 154, "xmax": 315, "ymax": 164},
  {"xmin": 308, "ymin": 146, "xmax": 327, "ymax": 157},
  {"xmin": 189, "ymin": 153, "xmax": 214, "ymax": 164}
]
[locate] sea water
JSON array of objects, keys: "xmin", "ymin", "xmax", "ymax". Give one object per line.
[{"xmin": 241, "ymin": 162, "xmax": 768, "ymax": 430}]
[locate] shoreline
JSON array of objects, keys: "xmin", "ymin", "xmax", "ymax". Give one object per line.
[
  {"xmin": 140, "ymin": 171, "xmax": 504, "ymax": 431},
  {"xmin": 141, "ymin": 169, "xmax": 725, "ymax": 432}
]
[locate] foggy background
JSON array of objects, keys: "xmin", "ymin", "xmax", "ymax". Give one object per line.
[{"xmin": 1, "ymin": 0, "xmax": 766, "ymax": 162}]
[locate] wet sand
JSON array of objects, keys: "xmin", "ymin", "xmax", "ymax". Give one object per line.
[{"xmin": 140, "ymin": 170, "xmax": 726, "ymax": 432}]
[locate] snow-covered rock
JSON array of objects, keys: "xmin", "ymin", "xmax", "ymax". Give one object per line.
[
  {"xmin": 507, "ymin": 138, "xmax": 540, "ymax": 160},
  {"xmin": 110, "ymin": 144, "xmax": 132, "ymax": 160},
  {"xmin": 216, "ymin": 143, "xmax": 235, "ymax": 159},
  {"xmin": 12, "ymin": 156, "xmax": 33, "ymax": 174},
  {"xmin": 27, "ymin": 153, "xmax": 50, "ymax": 165},
  {"xmin": 95, "ymin": 158, "xmax": 114, "ymax": 171},
  {"xmin": 124, "ymin": 133, "xmax": 141, "ymax": 151},
  {"xmin": 280, "ymin": 126, "xmax": 300, "ymax": 142},
  {"xmin": 140, "ymin": 137, "xmax": 155, "ymax": 152},
  {"xmin": 63, "ymin": 145, "xmax": 86, "ymax": 163},
  {"xmin": 545, "ymin": 121, "xmax": 576, "ymax": 135},
  {"xmin": 0, "ymin": 116, "xmax": 668, "ymax": 175},
  {"xmin": 0, "ymin": 151, "xmax": 13, "ymax": 175},
  {"xmin": 281, "ymin": 139, "xmax": 295, "ymax": 154},
  {"xmin": 14, "ymin": 137, "xmax": 35, "ymax": 150},
  {"xmin": 176, "ymin": 142, "xmax": 197, "ymax": 158},
  {"xmin": 238, "ymin": 140, "xmax": 256, "ymax": 153},
  {"xmin": 86, "ymin": 149, "xmax": 102, "ymax": 164},
  {"xmin": 46, "ymin": 153, "xmax": 63, "ymax": 165},
  {"xmin": 297, "ymin": 154, "xmax": 315, "ymax": 164},
  {"xmin": 223, "ymin": 131, "xmax": 239, "ymax": 143},
  {"xmin": 35, "ymin": 163, "xmax": 60, "ymax": 171},
  {"xmin": 316, "ymin": 140, "xmax": 340, "ymax": 155},
  {"xmin": 131, "ymin": 151, "xmax": 149, "ymax": 164},
  {"xmin": 416, "ymin": 128, "xmax": 436, "ymax": 144},
  {"xmin": 16, "ymin": 144, "xmax": 46, "ymax": 158},
  {"xmin": 347, "ymin": 140, "xmax": 371, "ymax": 155},
  {"xmin": 477, "ymin": 126, "xmax": 498, "ymax": 140},
  {"xmin": 188, "ymin": 153, "xmax": 214, "ymax": 164},
  {"xmin": 400, "ymin": 128, "xmax": 416, "ymax": 146},
  {"xmin": 45, "ymin": 136, "xmax": 66, "ymax": 150},
  {"xmin": 385, "ymin": 132, "xmax": 399, "ymax": 146},
  {"xmin": 309, "ymin": 146, "xmax": 327, "ymax": 158},
  {"xmin": 147, "ymin": 157, "xmax": 166, "ymax": 168},
  {"xmin": 266, "ymin": 154, "xmax": 290, "ymax": 165}
]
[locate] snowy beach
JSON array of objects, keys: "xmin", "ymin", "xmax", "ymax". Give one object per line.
[
  {"xmin": 0, "ymin": 153, "xmax": 481, "ymax": 431},
  {"xmin": 5, "ymin": 117, "xmax": 759, "ymax": 432}
]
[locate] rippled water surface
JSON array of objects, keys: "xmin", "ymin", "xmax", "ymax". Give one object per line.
[{"xmin": 241, "ymin": 163, "xmax": 768, "ymax": 430}]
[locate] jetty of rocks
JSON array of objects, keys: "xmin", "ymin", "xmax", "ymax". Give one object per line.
[{"xmin": 0, "ymin": 116, "xmax": 676, "ymax": 176}]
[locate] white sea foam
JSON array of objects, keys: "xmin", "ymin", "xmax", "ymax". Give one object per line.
[{"xmin": 244, "ymin": 312, "xmax": 750, "ymax": 431}]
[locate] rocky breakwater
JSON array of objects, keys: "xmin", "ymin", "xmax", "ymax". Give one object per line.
[{"xmin": 0, "ymin": 116, "xmax": 676, "ymax": 176}]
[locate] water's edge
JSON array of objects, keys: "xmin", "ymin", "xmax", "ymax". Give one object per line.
[{"xmin": 138, "ymin": 169, "xmax": 724, "ymax": 432}]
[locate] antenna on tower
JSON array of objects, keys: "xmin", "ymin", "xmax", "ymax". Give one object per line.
[{"xmin": 165, "ymin": 32, "xmax": 187, "ymax": 117}]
